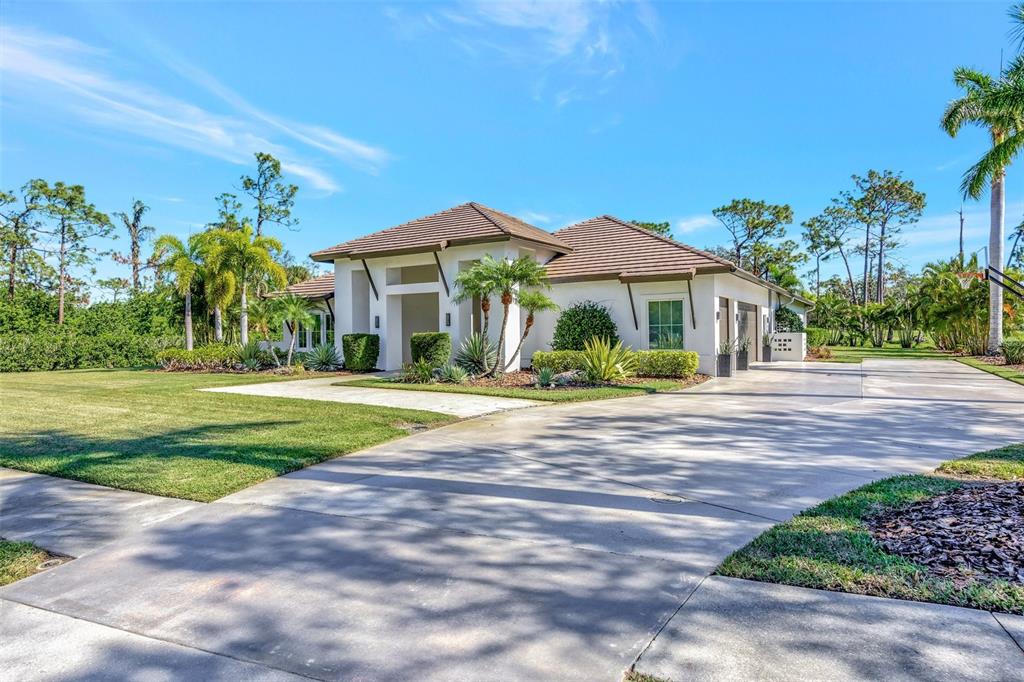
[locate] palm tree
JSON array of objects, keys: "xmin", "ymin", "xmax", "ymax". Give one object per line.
[
  {"xmin": 942, "ymin": 64, "xmax": 1024, "ymax": 352},
  {"xmin": 153, "ymin": 233, "xmax": 204, "ymax": 350},
  {"xmin": 503, "ymin": 289, "xmax": 558, "ymax": 371},
  {"xmin": 453, "ymin": 263, "xmax": 498, "ymax": 337},
  {"xmin": 201, "ymin": 246, "xmax": 236, "ymax": 343},
  {"xmin": 466, "ymin": 255, "xmax": 549, "ymax": 375},
  {"xmin": 209, "ymin": 225, "xmax": 286, "ymax": 346},
  {"xmin": 277, "ymin": 293, "xmax": 314, "ymax": 366},
  {"xmin": 248, "ymin": 297, "xmax": 283, "ymax": 366}
]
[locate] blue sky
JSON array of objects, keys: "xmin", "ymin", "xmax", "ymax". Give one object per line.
[{"xmin": 0, "ymin": 1, "xmax": 1017, "ymax": 294}]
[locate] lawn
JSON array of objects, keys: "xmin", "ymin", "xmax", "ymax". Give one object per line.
[
  {"xmin": 0, "ymin": 370, "xmax": 453, "ymax": 501},
  {"xmin": 956, "ymin": 356, "xmax": 1024, "ymax": 387},
  {"xmin": 0, "ymin": 539, "xmax": 61, "ymax": 586},
  {"xmin": 339, "ymin": 377, "xmax": 701, "ymax": 403},
  {"xmin": 818, "ymin": 342, "xmax": 950, "ymax": 363},
  {"xmin": 717, "ymin": 443, "xmax": 1024, "ymax": 615}
]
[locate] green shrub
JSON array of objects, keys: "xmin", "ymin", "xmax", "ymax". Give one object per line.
[
  {"xmin": 0, "ymin": 330, "xmax": 176, "ymax": 372},
  {"xmin": 454, "ymin": 332, "xmax": 496, "ymax": 375},
  {"xmin": 552, "ymin": 301, "xmax": 618, "ymax": 351},
  {"xmin": 633, "ymin": 350, "xmax": 698, "ymax": 378},
  {"xmin": 400, "ymin": 358, "xmax": 435, "ymax": 384},
  {"xmin": 581, "ymin": 336, "xmax": 636, "ymax": 383},
  {"xmin": 534, "ymin": 366, "xmax": 555, "ymax": 387},
  {"xmin": 342, "ymin": 333, "xmax": 380, "ymax": 371},
  {"xmin": 304, "ymin": 343, "xmax": 341, "ymax": 371},
  {"xmin": 237, "ymin": 340, "xmax": 272, "ymax": 370},
  {"xmin": 409, "ymin": 332, "xmax": 451, "ymax": 367},
  {"xmin": 775, "ymin": 306, "xmax": 805, "ymax": 333},
  {"xmin": 806, "ymin": 327, "xmax": 829, "ymax": 348},
  {"xmin": 156, "ymin": 345, "xmax": 237, "ymax": 371},
  {"xmin": 437, "ymin": 363, "xmax": 469, "ymax": 384},
  {"xmin": 531, "ymin": 350, "xmax": 585, "ymax": 373},
  {"xmin": 1002, "ymin": 339, "xmax": 1024, "ymax": 365}
]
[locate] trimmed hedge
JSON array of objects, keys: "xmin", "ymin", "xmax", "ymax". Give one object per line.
[
  {"xmin": 552, "ymin": 301, "xmax": 618, "ymax": 351},
  {"xmin": 633, "ymin": 350, "xmax": 699, "ymax": 378},
  {"xmin": 0, "ymin": 331, "xmax": 178, "ymax": 372},
  {"xmin": 806, "ymin": 327, "xmax": 829, "ymax": 348},
  {"xmin": 410, "ymin": 332, "xmax": 451, "ymax": 367},
  {"xmin": 156, "ymin": 345, "xmax": 237, "ymax": 371},
  {"xmin": 342, "ymin": 333, "xmax": 380, "ymax": 371},
  {"xmin": 532, "ymin": 348, "xmax": 698, "ymax": 378}
]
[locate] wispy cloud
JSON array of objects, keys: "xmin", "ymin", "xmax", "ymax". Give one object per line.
[
  {"xmin": 675, "ymin": 214, "xmax": 718, "ymax": 234},
  {"xmin": 0, "ymin": 25, "xmax": 391, "ymax": 193},
  {"xmin": 517, "ymin": 210, "xmax": 551, "ymax": 225},
  {"xmin": 387, "ymin": 1, "xmax": 658, "ymax": 108}
]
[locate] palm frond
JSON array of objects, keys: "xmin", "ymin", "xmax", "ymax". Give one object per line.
[{"xmin": 961, "ymin": 130, "xmax": 1024, "ymax": 198}]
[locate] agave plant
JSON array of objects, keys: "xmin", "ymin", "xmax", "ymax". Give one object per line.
[
  {"xmin": 305, "ymin": 343, "xmax": 341, "ymax": 372},
  {"xmin": 534, "ymin": 366, "xmax": 555, "ymax": 388},
  {"xmin": 400, "ymin": 358, "xmax": 435, "ymax": 384},
  {"xmin": 580, "ymin": 336, "xmax": 636, "ymax": 383},
  {"xmin": 235, "ymin": 340, "xmax": 268, "ymax": 371},
  {"xmin": 437, "ymin": 363, "xmax": 470, "ymax": 384},
  {"xmin": 454, "ymin": 332, "xmax": 497, "ymax": 375}
]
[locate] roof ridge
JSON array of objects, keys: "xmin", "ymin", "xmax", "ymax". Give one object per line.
[
  {"xmin": 312, "ymin": 203, "xmax": 476, "ymax": 255},
  {"xmin": 602, "ymin": 215, "xmax": 737, "ymax": 269},
  {"xmin": 467, "ymin": 202, "xmax": 512, "ymax": 237}
]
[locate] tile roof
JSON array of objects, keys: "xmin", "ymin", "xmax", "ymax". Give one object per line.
[
  {"xmin": 310, "ymin": 202, "xmax": 572, "ymax": 261},
  {"xmin": 545, "ymin": 215, "xmax": 735, "ymax": 283},
  {"xmin": 276, "ymin": 273, "xmax": 335, "ymax": 299}
]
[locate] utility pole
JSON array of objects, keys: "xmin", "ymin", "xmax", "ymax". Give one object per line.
[{"xmin": 958, "ymin": 204, "xmax": 965, "ymax": 260}]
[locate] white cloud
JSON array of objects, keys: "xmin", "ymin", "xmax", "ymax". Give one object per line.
[
  {"xmin": 0, "ymin": 24, "xmax": 392, "ymax": 194},
  {"xmin": 674, "ymin": 214, "xmax": 718, "ymax": 234},
  {"xmin": 518, "ymin": 210, "xmax": 551, "ymax": 225}
]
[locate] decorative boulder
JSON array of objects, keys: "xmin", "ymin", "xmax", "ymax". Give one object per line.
[{"xmin": 553, "ymin": 369, "xmax": 585, "ymax": 386}]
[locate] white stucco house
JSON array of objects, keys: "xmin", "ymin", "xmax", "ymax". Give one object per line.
[{"xmin": 277, "ymin": 202, "xmax": 812, "ymax": 376}]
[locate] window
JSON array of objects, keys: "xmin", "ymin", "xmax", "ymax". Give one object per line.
[
  {"xmin": 325, "ymin": 313, "xmax": 335, "ymax": 346},
  {"xmin": 648, "ymin": 300, "xmax": 684, "ymax": 349},
  {"xmin": 312, "ymin": 313, "xmax": 322, "ymax": 347}
]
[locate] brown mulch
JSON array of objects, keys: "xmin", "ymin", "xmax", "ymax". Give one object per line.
[
  {"xmin": 460, "ymin": 370, "xmax": 710, "ymax": 391},
  {"xmin": 867, "ymin": 482, "xmax": 1024, "ymax": 586},
  {"xmin": 968, "ymin": 355, "xmax": 1024, "ymax": 371}
]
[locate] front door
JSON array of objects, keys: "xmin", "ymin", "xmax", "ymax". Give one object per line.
[{"xmin": 737, "ymin": 302, "xmax": 757, "ymax": 360}]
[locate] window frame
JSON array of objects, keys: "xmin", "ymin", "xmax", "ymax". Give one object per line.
[{"xmin": 646, "ymin": 298, "xmax": 685, "ymax": 350}]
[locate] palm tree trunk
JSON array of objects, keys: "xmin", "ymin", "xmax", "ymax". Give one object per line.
[
  {"xmin": 876, "ymin": 222, "xmax": 886, "ymax": 303},
  {"xmin": 503, "ymin": 315, "xmax": 534, "ymax": 372},
  {"xmin": 287, "ymin": 325, "xmax": 296, "ymax": 367},
  {"xmin": 184, "ymin": 290, "xmax": 194, "ymax": 351},
  {"xmin": 480, "ymin": 297, "xmax": 491, "ymax": 337},
  {"xmin": 988, "ymin": 172, "xmax": 1005, "ymax": 353},
  {"xmin": 214, "ymin": 307, "xmax": 223, "ymax": 342},
  {"xmin": 240, "ymin": 279, "xmax": 249, "ymax": 346},
  {"xmin": 489, "ymin": 300, "xmax": 511, "ymax": 376}
]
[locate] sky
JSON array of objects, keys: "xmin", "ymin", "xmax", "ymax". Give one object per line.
[{"xmin": 1, "ymin": 1, "xmax": 1018, "ymax": 296}]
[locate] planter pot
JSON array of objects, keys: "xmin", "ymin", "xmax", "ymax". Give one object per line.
[
  {"xmin": 762, "ymin": 345, "xmax": 772, "ymax": 362},
  {"xmin": 717, "ymin": 353, "xmax": 734, "ymax": 377},
  {"xmin": 736, "ymin": 350, "xmax": 749, "ymax": 371}
]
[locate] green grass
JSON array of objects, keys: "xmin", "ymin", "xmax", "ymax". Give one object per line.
[
  {"xmin": 820, "ymin": 342, "xmax": 950, "ymax": 364},
  {"xmin": 0, "ymin": 539, "xmax": 55, "ymax": 586},
  {"xmin": 338, "ymin": 377, "xmax": 695, "ymax": 403},
  {"xmin": 956, "ymin": 356, "xmax": 1024, "ymax": 386},
  {"xmin": 0, "ymin": 369, "xmax": 453, "ymax": 501},
  {"xmin": 717, "ymin": 443, "xmax": 1024, "ymax": 614}
]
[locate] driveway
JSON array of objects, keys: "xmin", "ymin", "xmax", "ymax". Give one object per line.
[
  {"xmin": 201, "ymin": 376, "xmax": 541, "ymax": 417},
  {"xmin": 2, "ymin": 360, "xmax": 1023, "ymax": 680}
]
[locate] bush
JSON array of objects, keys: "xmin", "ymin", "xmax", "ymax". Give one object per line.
[
  {"xmin": 580, "ymin": 337, "xmax": 636, "ymax": 383},
  {"xmin": 437, "ymin": 363, "xmax": 469, "ymax": 384},
  {"xmin": 633, "ymin": 350, "xmax": 698, "ymax": 378},
  {"xmin": 806, "ymin": 327, "xmax": 829, "ymax": 348},
  {"xmin": 342, "ymin": 333, "xmax": 380, "ymax": 371},
  {"xmin": 552, "ymin": 301, "xmax": 618, "ymax": 351},
  {"xmin": 0, "ymin": 330, "xmax": 176, "ymax": 372},
  {"xmin": 1002, "ymin": 339, "xmax": 1024, "ymax": 365},
  {"xmin": 454, "ymin": 332, "xmax": 496, "ymax": 375},
  {"xmin": 400, "ymin": 358, "xmax": 434, "ymax": 384},
  {"xmin": 304, "ymin": 343, "xmax": 341, "ymax": 371},
  {"xmin": 531, "ymin": 350, "xmax": 585, "ymax": 373},
  {"xmin": 409, "ymin": 332, "xmax": 451, "ymax": 367},
  {"xmin": 534, "ymin": 366, "xmax": 556, "ymax": 387},
  {"xmin": 775, "ymin": 306, "xmax": 805, "ymax": 333},
  {"xmin": 156, "ymin": 345, "xmax": 237, "ymax": 371}
]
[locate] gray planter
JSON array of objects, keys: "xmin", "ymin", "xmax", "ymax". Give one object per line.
[
  {"xmin": 717, "ymin": 353, "xmax": 734, "ymax": 377},
  {"xmin": 762, "ymin": 345, "xmax": 773, "ymax": 362},
  {"xmin": 736, "ymin": 350, "xmax": 749, "ymax": 371}
]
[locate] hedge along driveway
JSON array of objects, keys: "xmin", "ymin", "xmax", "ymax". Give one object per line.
[
  {"xmin": 0, "ymin": 370, "xmax": 453, "ymax": 501},
  {"xmin": 339, "ymin": 377, "xmax": 695, "ymax": 403}
]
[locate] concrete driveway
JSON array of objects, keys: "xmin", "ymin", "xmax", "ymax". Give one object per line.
[{"xmin": 3, "ymin": 360, "xmax": 1023, "ymax": 680}]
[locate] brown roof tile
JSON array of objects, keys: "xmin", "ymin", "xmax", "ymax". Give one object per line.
[
  {"xmin": 545, "ymin": 216, "xmax": 735, "ymax": 283},
  {"xmin": 310, "ymin": 202, "xmax": 572, "ymax": 261},
  {"xmin": 274, "ymin": 273, "xmax": 335, "ymax": 299}
]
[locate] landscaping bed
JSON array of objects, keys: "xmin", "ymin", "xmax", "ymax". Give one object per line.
[
  {"xmin": 717, "ymin": 443, "xmax": 1024, "ymax": 614},
  {"xmin": 341, "ymin": 372, "xmax": 709, "ymax": 403},
  {"xmin": 0, "ymin": 539, "xmax": 70, "ymax": 586},
  {"xmin": 957, "ymin": 355, "xmax": 1024, "ymax": 387}
]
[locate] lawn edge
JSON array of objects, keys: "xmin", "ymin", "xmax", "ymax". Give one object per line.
[
  {"xmin": 334, "ymin": 377, "xmax": 704, "ymax": 403},
  {"xmin": 955, "ymin": 356, "xmax": 1024, "ymax": 386}
]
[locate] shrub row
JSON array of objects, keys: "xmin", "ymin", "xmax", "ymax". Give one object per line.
[
  {"xmin": 342, "ymin": 333, "xmax": 380, "ymax": 371},
  {"xmin": 1002, "ymin": 339, "xmax": 1024, "ymax": 365},
  {"xmin": 410, "ymin": 332, "xmax": 451, "ymax": 366},
  {"xmin": 156, "ymin": 345, "xmax": 238, "ymax": 371},
  {"xmin": 806, "ymin": 327, "xmax": 829, "ymax": 348},
  {"xmin": 0, "ymin": 332, "xmax": 179, "ymax": 372},
  {"xmin": 531, "ymin": 348, "xmax": 699, "ymax": 378}
]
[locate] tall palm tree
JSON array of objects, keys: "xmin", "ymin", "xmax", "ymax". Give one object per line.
[
  {"xmin": 277, "ymin": 293, "xmax": 314, "ymax": 366},
  {"xmin": 209, "ymin": 225, "xmax": 286, "ymax": 346},
  {"xmin": 503, "ymin": 289, "xmax": 557, "ymax": 371},
  {"xmin": 941, "ymin": 65, "xmax": 1023, "ymax": 352},
  {"xmin": 153, "ymin": 233, "xmax": 204, "ymax": 350},
  {"xmin": 453, "ymin": 263, "xmax": 498, "ymax": 337},
  {"xmin": 467, "ymin": 255, "xmax": 548, "ymax": 376}
]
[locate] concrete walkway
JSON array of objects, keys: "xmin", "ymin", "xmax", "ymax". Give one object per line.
[
  {"xmin": 2, "ymin": 360, "xmax": 1023, "ymax": 680},
  {"xmin": 201, "ymin": 376, "xmax": 542, "ymax": 417},
  {"xmin": 0, "ymin": 469, "xmax": 199, "ymax": 557}
]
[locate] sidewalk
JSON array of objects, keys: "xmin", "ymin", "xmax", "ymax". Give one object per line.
[{"xmin": 635, "ymin": 576, "xmax": 1023, "ymax": 682}]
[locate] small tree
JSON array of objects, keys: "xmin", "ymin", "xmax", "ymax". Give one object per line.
[
  {"xmin": 247, "ymin": 297, "xmax": 283, "ymax": 367},
  {"xmin": 241, "ymin": 152, "xmax": 298, "ymax": 237},
  {"xmin": 552, "ymin": 301, "xmax": 618, "ymax": 350},
  {"xmin": 712, "ymin": 198, "xmax": 793, "ymax": 271},
  {"xmin": 113, "ymin": 200, "xmax": 156, "ymax": 291},
  {"xmin": 153, "ymin": 233, "xmax": 205, "ymax": 350},
  {"xmin": 0, "ymin": 185, "xmax": 40, "ymax": 300},
  {"xmin": 503, "ymin": 289, "xmax": 558, "ymax": 371},
  {"xmin": 277, "ymin": 293, "xmax": 314, "ymax": 366},
  {"xmin": 209, "ymin": 225, "xmax": 286, "ymax": 346},
  {"xmin": 453, "ymin": 265, "xmax": 497, "ymax": 337}
]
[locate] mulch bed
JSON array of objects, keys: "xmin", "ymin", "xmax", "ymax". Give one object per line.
[
  {"xmin": 459, "ymin": 370, "xmax": 709, "ymax": 391},
  {"xmin": 867, "ymin": 482, "xmax": 1024, "ymax": 586},
  {"xmin": 968, "ymin": 355, "xmax": 1024, "ymax": 372}
]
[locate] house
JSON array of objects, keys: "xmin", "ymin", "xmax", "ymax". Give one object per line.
[{"xmin": 277, "ymin": 202, "xmax": 812, "ymax": 376}]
